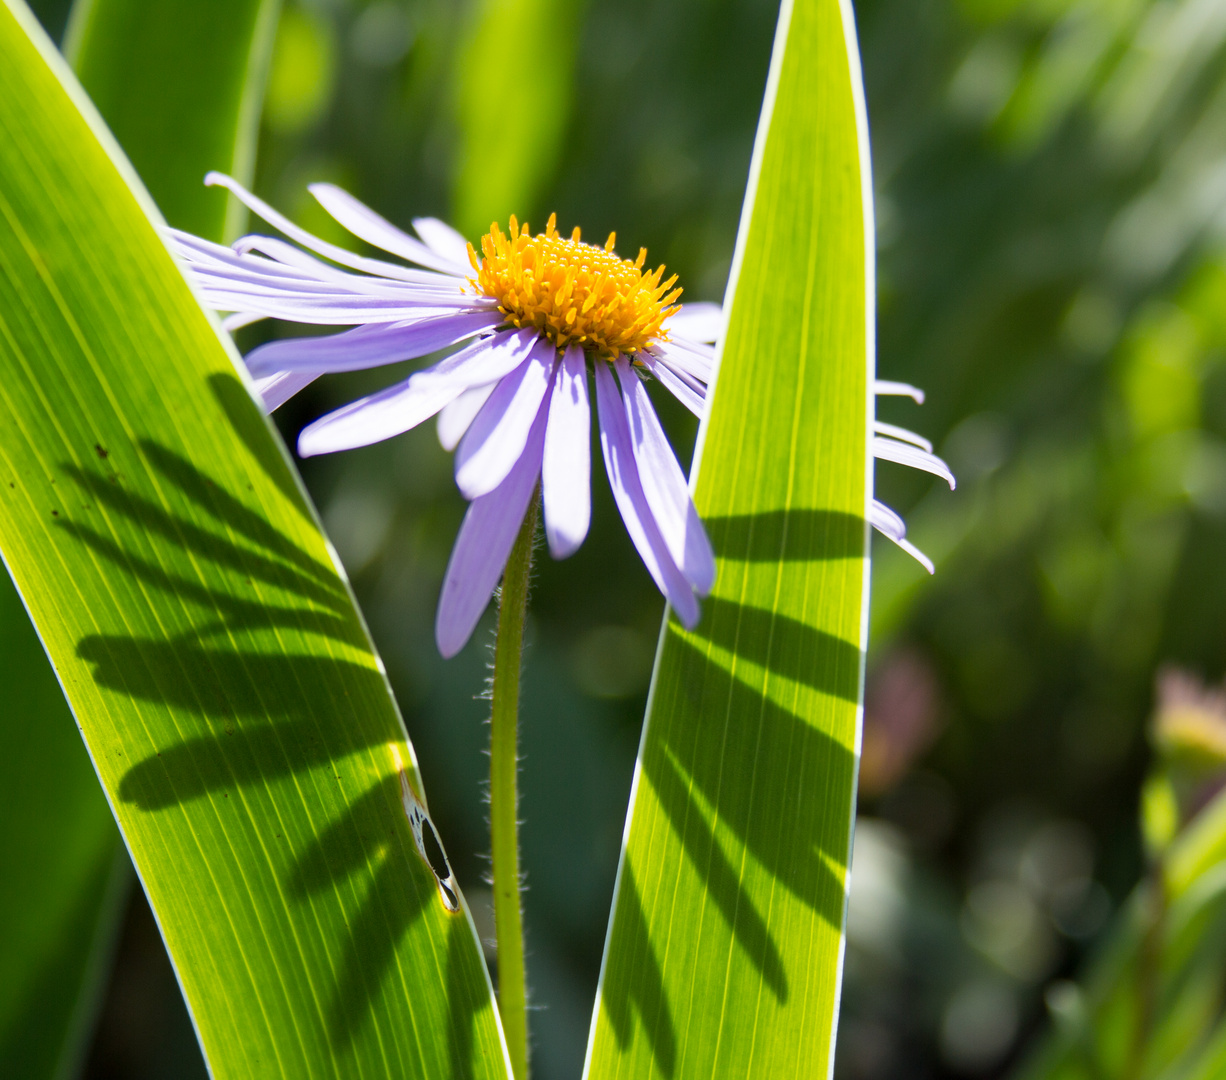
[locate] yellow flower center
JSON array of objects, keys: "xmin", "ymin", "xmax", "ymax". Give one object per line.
[{"xmin": 468, "ymin": 214, "xmax": 682, "ymax": 358}]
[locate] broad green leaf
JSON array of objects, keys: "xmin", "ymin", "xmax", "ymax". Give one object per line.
[
  {"xmin": 584, "ymin": 0, "xmax": 872, "ymax": 1076},
  {"xmin": 0, "ymin": 3, "xmax": 510, "ymax": 1077},
  {"xmin": 1, "ymin": 1, "xmax": 283, "ymax": 1073},
  {"xmin": 452, "ymin": 0, "xmax": 585, "ymax": 237},
  {"xmin": 64, "ymin": 0, "xmax": 281, "ymax": 239},
  {"xmin": 0, "ymin": 569, "xmax": 127, "ymax": 1080}
]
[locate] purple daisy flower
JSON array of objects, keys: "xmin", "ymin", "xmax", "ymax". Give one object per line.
[{"xmin": 169, "ymin": 175, "xmax": 951, "ymax": 654}]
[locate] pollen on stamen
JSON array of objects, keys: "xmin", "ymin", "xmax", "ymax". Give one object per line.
[{"xmin": 468, "ymin": 215, "xmax": 682, "ymax": 358}]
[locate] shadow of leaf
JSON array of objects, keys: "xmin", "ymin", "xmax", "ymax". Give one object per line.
[
  {"xmin": 704, "ymin": 508, "xmax": 864, "ymax": 562},
  {"xmin": 601, "ymin": 862, "xmax": 676, "ymax": 1077}
]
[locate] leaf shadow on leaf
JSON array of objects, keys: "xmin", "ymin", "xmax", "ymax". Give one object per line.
[
  {"xmin": 208, "ymin": 373, "xmax": 315, "ymax": 523},
  {"xmin": 601, "ymin": 861, "xmax": 677, "ymax": 1077},
  {"xmin": 58, "ymin": 440, "xmax": 488, "ymax": 1064},
  {"xmin": 601, "ymin": 506, "xmax": 862, "ymax": 1072},
  {"xmin": 703, "ymin": 508, "xmax": 864, "ymax": 562}
]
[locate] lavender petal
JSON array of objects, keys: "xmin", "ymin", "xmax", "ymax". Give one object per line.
[
  {"xmin": 245, "ymin": 311, "xmax": 501, "ymax": 376},
  {"xmin": 616, "ymin": 357, "xmax": 715, "ymax": 594},
  {"xmin": 541, "ymin": 346, "xmax": 592, "ymax": 558},
  {"xmin": 594, "ymin": 362, "xmax": 700, "ymax": 626},
  {"xmin": 438, "ymin": 383, "xmax": 497, "ymax": 451},
  {"xmin": 253, "ymin": 370, "xmax": 320, "ymax": 412},
  {"xmin": 640, "ymin": 353, "xmax": 706, "ymax": 417},
  {"xmin": 309, "ymin": 183, "xmax": 470, "ymax": 276},
  {"xmin": 435, "ymin": 407, "xmax": 548, "ymax": 657},
  {"xmin": 297, "ymin": 331, "xmax": 534, "ymax": 456},
  {"xmin": 873, "ymin": 420, "xmax": 933, "ymax": 453},
  {"xmin": 455, "ymin": 338, "xmax": 557, "ymax": 499},
  {"xmin": 413, "ymin": 217, "xmax": 473, "ymax": 270},
  {"xmin": 205, "ymin": 172, "xmax": 458, "ymax": 286}
]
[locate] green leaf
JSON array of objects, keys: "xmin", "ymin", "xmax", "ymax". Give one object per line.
[
  {"xmin": 452, "ymin": 0, "xmax": 585, "ymax": 237},
  {"xmin": 584, "ymin": 0, "xmax": 871, "ymax": 1075},
  {"xmin": 1, "ymin": 0, "xmax": 284, "ymax": 1073},
  {"xmin": 0, "ymin": 3, "xmax": 510, "ymax": 1076},
  {"xmin": 64, "ymin": 0, "xmax": 281, "ymax": 239},
  {"xmin": 0, "ymin": 569, "xmax": 127, "ymax": 1080}
]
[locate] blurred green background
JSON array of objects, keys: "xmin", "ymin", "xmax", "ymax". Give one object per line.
[{"xmin": 12, "ymin": 0, "xmax": 1226, "ymax": 1076}]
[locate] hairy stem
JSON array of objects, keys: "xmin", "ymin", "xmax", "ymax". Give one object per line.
[{"xmin": 489, "ymin": 493, "xmax": 538, "ymax": 1080}]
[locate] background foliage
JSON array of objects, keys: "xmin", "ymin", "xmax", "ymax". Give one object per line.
[{"xmin": 8, "ymin": 0, "xmax": 1226, "ymax": 1076}]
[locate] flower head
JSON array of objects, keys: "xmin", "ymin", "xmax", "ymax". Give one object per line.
[
  {"xmin": 172, "ymin": 175, "xmax": 717, "ymax": 656},
  {"xmin": 170, "ymin": 176, "xmax": 951, "ymax": 655}
]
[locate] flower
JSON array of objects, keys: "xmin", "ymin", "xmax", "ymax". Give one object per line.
[
  {"xmin": 172, "ymin": 174, "xmax": 718, "ymax": 656},
  {"xmin": 169, "ymin": 175, "xmax": 952, "ymax": 653}
]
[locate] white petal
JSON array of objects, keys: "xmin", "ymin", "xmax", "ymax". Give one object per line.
[
  {"xmin": 873, "ymin": 420, "xmax": 933, "ymax": 453},
  {"xmin": 455, "ymin": 339, "xmax": 557, "ymax": 499},
  {"xmin": 437, "ymin": 383, "xmax": 497, "ymax": 451},
  {"xmin": 541, "ymin": 346, "xmax": 591, "ymax": 558},
  {"xmin": 665, "ymin": 301, "xmax": 723, "ymax": 343},
  {"xmin": 873, "ymin": 379, "xmax": 925, "ymax": 403},
  {"xmin": 413, "ymin": 217, "xmax": 474, "ymax": 271},
  {"xmin": 870, "ymin": 500, "xmax": 934, "ymax": 574},
  {"xmin": 640, "ymin": 354, "xmax": 705, "ymax": 416},
  {"xmin": 872, "ymin": 436, "xmax": 956, "ymax": 489},
  {"xmin": 205, "ymin": 172, "xmax": 459, "ymax": 286},
  {"xmin": 309, "ymin": 183, "xmax": 470, "ymax": 276}
]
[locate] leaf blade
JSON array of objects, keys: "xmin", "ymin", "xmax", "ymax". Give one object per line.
[
  {"xmin": 584, "ymin": 0, "xmax": 873, "ymax": 1075},
  {"xmin": 0, "ymin": 3, "xmax": 510, "ymax": 1076}
]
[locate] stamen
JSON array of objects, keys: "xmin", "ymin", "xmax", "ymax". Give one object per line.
[{"xmin": 473, "ymin": 216, "xmax": 681, "ymax": 358}]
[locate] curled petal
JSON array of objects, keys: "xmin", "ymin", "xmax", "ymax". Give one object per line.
[
  {"xmin": 309, "ymin": 183, "xmax": 470, "ymax": 277},
  {"xmin": 436, "ymin": 406, "xmax": 549, "ymax": 658},
  {"xmin": 616, "ymin": 357, "xmax": 714, "ymax": 594},
  {"xmin": 873, "ymin": 420, "xmax": 933, "ymax": 454},
  {"xmin": 872, "ymin": 436, "xmax": 956, "ymax": 489},
  {"xmin": 206, "ymin": 172, "xmax": 455, "ymax": 286},
  {"xmin": 870, "ymin": 499, "xmax": 934, "ymax": 574},
  {"xmin": 542, "ymin": 346, "xmax": 591, "ymax": 558},
  {"xmin": 595, "ymin": 362, "xmax": 700, "ymax": 626},
  {"xmin": 873, "ymin": 379, "xmax": 925, "ymax": 403}
]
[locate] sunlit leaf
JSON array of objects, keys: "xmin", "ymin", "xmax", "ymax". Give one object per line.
[
  {"xmin": 0, "ymin": 2, "xmax": 510, "ymax": 1075},
  {"xmin": 65, "ymin": 0, "xmax": 281, "ymax": 238},
  {"xmin": 584, "ymin": 0, "xmax": 872, "ymax": 1074}
]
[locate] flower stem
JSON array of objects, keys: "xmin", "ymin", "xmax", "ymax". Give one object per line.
[{"xmin": 489, "ymin": 493, "xmax": 537, "ymax": 1080}]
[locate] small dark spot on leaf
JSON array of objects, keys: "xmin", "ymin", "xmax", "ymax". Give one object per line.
[
  {"xmin": 51, "ymin": 510, "xmax": 58, "ymax": 516},
  {"xmin": 94, "ymin": 444, "xmax": 108, "ymax": 459},
  {"xmin": 420, "ymin": 818, "xmax": 452, "ymax": 883}
]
